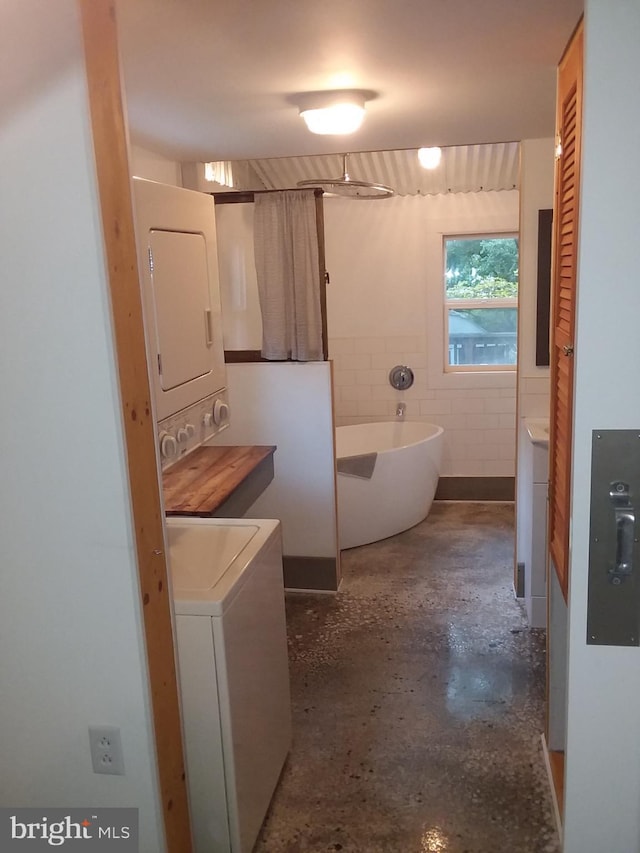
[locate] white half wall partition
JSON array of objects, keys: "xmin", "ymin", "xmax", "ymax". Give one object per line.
[{"xmin": 209, "ymin": 362, "xmax": 340, "ymax": 591}]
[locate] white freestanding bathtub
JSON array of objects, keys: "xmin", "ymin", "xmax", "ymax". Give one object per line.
[{"xmin": 336, "ymin": 421, "xmax": 444, "ymax": 549}]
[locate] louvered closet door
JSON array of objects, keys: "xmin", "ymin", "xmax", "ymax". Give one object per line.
[{"xmin": 548, "ymin": 21, "xmax": 583, "ymax": 601}]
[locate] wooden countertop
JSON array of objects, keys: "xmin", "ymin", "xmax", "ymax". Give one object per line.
[{"xmin": 163, "ymin": 445, "xmax": 276, "ymax": 517}]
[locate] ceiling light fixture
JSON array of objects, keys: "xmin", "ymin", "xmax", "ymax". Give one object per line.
[
  {"xmin": 298, "ymin": 90, "xmax": 368, "ymax": 135},
  {"xmin": 418, "ymin": 146, "xmax": 443, "ymax": 169}
]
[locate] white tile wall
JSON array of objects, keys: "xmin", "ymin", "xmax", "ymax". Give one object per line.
[
  {"xmin": 329, "ymin": 334, "xmax": 517, "ymax": 476},
  {"xmin": 324, "ymin": 189, "xmax": 521, "ymax": 479},
  {"xmin": 519, "ymin": 375, "xmax": 551, "ymax": 419}
]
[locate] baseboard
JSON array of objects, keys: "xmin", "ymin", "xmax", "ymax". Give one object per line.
[
  {"xmin": 283, "ymin": 555, "xmax": 339, "ymax": 592},
  {"xmin": 526, "ymin": 595, "xmax": 547, "ymax": 629},
  {"xmin": 435, "ymin": 476, "xmax": 515, "ymax": 502},
  {"xmin": 541, "ymin": 734, "xmax": 563, "ymax": 843}
]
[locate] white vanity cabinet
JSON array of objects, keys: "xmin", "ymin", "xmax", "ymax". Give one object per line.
[{"xmin": 521, "ymin": 419, "xmax": 550, "ymax": 628}]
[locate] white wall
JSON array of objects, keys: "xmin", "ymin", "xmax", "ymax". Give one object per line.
[
  {"xmin": 182, "ymin": 160, "xmax": 263, "ymax": 194},
  {"xmin": 130, "ymin": 142, "xmax": 182, "ymax": 186},
  {"xmin": 324, "ymin": 191, "xmax": 520, "ymax": 477},
  {"xmin": 517, "ymin": 138, "xmax": 553, "ymax": 417},
  {"xmin": 0, "ymin": 4, "xmax": 164, "ymax": 849},
  {"xmin": 216, "ymin": 203, "xmax": 263, "ymax": 350},
  {"xmin": 210, "ymin": 363, "xmax": 338, "ymax": 561},
  {"xmin": 563, "ymin": 2, "xmax": 640, "ymax": 850}
]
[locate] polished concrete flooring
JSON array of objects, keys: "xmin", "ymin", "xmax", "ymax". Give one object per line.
[{"xmin": 256, "ymin": 502, "xmax": 559, "ymax": 853}]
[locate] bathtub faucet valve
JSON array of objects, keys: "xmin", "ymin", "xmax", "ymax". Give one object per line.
[{"xmin": 396, "ymin": 402, "xmax": 406, "ymax": 419}]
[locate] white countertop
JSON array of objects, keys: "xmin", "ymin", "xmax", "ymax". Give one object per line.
[{"xmin": 525, "ymin": 418, "xmax": 550, "ymax": 447}]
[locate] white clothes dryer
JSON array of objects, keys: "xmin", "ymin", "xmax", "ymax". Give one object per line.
[{"xmin": 166, "ymin": 516, "xmax": 291, "ymax": 853}]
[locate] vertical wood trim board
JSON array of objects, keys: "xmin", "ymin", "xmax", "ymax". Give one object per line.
[
  {"xmin": 78, "ymin": 2, "xmax": 192, "ymax": 849},
  {"xmin": 548, "ymin": 20, "xmax": 583, "ymax": 602}
]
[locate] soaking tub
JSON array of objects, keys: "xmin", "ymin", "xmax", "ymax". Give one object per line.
[{"xmin": 335, "ymin": 421, "xmax": 444, "ymax": 549}]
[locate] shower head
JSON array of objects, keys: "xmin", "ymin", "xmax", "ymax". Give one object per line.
[{"xmin": 296, "ymin": 154, "xmax": 394, "ymax": 199}]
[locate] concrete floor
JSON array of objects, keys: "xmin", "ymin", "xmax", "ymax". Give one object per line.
[{"xmin": 256, "ymin": 502, "xmax": 559, "ymax": 853}]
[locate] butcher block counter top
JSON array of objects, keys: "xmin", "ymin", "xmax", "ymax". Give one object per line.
[{"xmin": 163, "ymin": 445, "xmax": 276, "ymax": 517}]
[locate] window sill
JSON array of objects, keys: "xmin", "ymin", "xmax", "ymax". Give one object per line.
[
  {"xmin": 444, "ymin": 364, "xmax": 517, "ymax": 374},
  {"xmin": 428, "ymin": 366, "xmax": 517, "ymax": 390}
]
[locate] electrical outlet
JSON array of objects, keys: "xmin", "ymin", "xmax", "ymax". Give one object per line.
[{"xmin": 88, "ymin": 726, "xmax": 125, "ymax": 776}]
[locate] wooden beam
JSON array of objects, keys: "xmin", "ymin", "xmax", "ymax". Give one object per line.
[
  {"xmin": 224, "ymin": 349, "xmax": 272, "ymax": 363},
  {"xmin": 213, "ymin": 188, "xmax": 324, "ymax": 204},
  {"xmin": 78, "ymin": 2, "xmax": 192, "ymax": 849},
  {"xmin": 214, "ymin": 190, "xmax": 256, "ymax": 204}
]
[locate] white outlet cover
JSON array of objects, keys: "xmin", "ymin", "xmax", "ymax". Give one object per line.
[{"xmin": 88, "ymin": 725, "xmax": 125, "ymax": 776}]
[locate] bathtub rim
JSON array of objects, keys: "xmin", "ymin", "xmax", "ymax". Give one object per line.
[{"xmin": 335, "ymin": 420, "xmax": 444, "ymax": 461}]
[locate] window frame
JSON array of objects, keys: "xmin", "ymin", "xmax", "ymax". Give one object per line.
[{"xmin": 442, "ymin": 231, "xmax": 519, "ymax": 374}]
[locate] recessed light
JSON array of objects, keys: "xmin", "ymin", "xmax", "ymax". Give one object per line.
[{"xmin": 418, "ymin": 147, "xmax": 442, "ymax": 169}]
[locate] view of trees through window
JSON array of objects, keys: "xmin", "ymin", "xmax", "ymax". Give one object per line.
[{"xmin": 444, "ymin": 235, "xmax": 519, "ymax": 368}]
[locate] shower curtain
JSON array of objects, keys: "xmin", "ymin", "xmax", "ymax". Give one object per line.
[{"xmin": 253, "ymin": 189, "xmax": 323, "ymax": 361}]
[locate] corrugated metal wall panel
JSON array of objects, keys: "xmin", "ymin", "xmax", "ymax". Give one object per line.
[{"xmin": 237, "ymin": 142, "xmax": 519, "ymax": 196}]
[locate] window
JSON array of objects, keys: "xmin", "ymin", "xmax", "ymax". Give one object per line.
[{"xmin": 444, "ymin": 234, "xmax": 518, "ymax": 370}]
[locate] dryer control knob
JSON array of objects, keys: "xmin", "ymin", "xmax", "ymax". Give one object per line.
[
  {"xmin": 213, "ymin": 399, "xmax": 229, "ymax": 425},
  {"xmin": 185, "ymin": 423, "xmax": 196, "ymax": 437},
  {"xmin": 159, "ymin": 432, "xmax": 177, "ymax": 458},
  {"xmin": 176, "ymin": 427, "xmax": 189, "ymax": 444},
  {"xmin": 203, "ymin": 412, "xmax": 214, "ymax": 428}
]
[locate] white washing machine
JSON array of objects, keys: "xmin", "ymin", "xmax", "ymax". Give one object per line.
[{"xmin": 166, "ymin": 516, "xmax": 292, "ymax": 853}]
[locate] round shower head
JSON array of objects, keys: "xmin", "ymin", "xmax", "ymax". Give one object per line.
[{"xmin": 296, "ymin": 154, "xmax": 394, "ymax": 199}]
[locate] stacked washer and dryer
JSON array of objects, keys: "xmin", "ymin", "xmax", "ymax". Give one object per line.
[{"xmin": 133, "ymin": 178, "xmax": 292, "ymax": 852}]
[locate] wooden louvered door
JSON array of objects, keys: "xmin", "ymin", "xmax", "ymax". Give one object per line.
[{"xmin": 548, "ymin": 21, "xmax": 583, "ymax": 601}]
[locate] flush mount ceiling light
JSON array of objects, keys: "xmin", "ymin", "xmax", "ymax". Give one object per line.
[
  {"xmin": 297, "ymin": 90, "xmax": 369, "ymax": 135},
  {"xmin": 418, "ymin": 146, "xmax": 443, "ymax": 169}
]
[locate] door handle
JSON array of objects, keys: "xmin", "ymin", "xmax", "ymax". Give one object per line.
[
  {"xmin": 204, "ymin": 308, "xmax": 213, "ymax": 347},
  {"xmin": 587, "ymin": 431, "xmax": 640, "ymax": 645},
  {"xmin": 609, "ymin": 480, "xmax": 635, "ymax": 583}
]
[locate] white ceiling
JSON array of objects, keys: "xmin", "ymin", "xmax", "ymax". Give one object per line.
[{"xmin": 116, "ymin": 0, "xmax": 583, "ymax": 164}]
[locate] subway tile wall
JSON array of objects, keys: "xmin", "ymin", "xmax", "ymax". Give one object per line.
[
  {"xmin": 518, "ymin": 375, "xmax": 551, "ymax": 419},
  {"xmin": 330, "ymin": 334, "xmax": 517, "ymax": 477}
]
